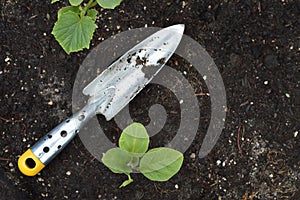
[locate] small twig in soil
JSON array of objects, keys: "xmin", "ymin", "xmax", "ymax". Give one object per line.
[
  {"xmin": 0, "ymin": 115, "xmax": 28, "ymax": 136},
  {"xmin": 0, "ymin": 116, "xmax": 10, "ymax": 122},
  {"xmin": 0, "ymin": 157, "xmax": 11, "ymax": 161},
  {"xmin": 237, "ymin": 122, "xmax": 243, "ymax": 156}
]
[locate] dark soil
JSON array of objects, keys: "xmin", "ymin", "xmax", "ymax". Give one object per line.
[{"xmin": 1, "ymin": 0, "xmax": 299, "ymax": 199}]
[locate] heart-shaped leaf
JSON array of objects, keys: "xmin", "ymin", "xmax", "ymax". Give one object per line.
[
  {"xmin": 52, "ymin": 11, "xmax": 97, "ymax": 54},
  {"xmin": 119, "ymin": 123, "xmax": 149, "ymax": 156},
  {"xmin": 139, "ymin": 148, "xmax": 183, "ymax": 181},
  {"xmin": 97, "ymin": 0, "xmax": 122, "ymax": 9},
  {"xmin": 102, "ymin": 148, "xmax": 132, "ymax": 174},
  {"xmin": 69, "ymin": 0, "xmax": 83, "ymax": 6}
]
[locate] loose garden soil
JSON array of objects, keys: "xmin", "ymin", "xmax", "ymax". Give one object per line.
[{"xmin": 0, "ymin": 0, "xmax": 299, "ymax": 199}]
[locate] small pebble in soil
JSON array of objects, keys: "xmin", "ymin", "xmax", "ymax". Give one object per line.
[
  {"xmin": 294, "ymin": 131, "xmax": 298, "ymax": 138},
  {"xmin": 285, "ymin": 93, "xmax": 291, "ymax": 98},
  {"xmin": 38, "ymin": 177, "xmax": 44, "ymax": 182},
  {"xmin": 4, "ymin": 57, "xmax": 10, "ymax": 62},
  {"xmin": 190, "ymin": 153, "xmax": 196, "ymax": 159},
  {"xmin": 175, "ymin": 184, "xmax": 179, "ymax": 189},
  {"xmin": 48, "ymin": 101, "xmax": 53, "ymax": 106},
  {"xmin": 222, "ymin": 161, "xmax": 226, "ymax": 167},
  {"xmin": 66, "ymin": 171, "xmax": 71, "ymax": 176},
  {"xmin": 264, "ymin": 80, "xmax": 268, "ymax": 85}
]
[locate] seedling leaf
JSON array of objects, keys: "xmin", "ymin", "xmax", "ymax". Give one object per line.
[
  {"xmin": 52, "ymin": 11, "xmax": 97, "ymax": 54},
  {"xmin": 102, "ymin": 148, "xmax": 132, "ymax": 174},
  {"xmin": 119, "ymin": 122, "xmax": 149, "ymax": 156},
  {"xmin": 69, "ymin": 0, "xmax": 83, "ymax": 6},
  {"xmin": 87, "ymin": 9, "xmax": 98, "ymax": 21},
  {"xmin": 139, "ymin": 147, "xmax": 183, "ymax": 181},
  {"xmin": 96, "ymin": 0, "xmax": 122, "ymax": 9}
]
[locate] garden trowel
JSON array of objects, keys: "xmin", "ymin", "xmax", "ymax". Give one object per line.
[{"xmin": 18, "ymin": 24, "xmax": 185, "ymax": 176}]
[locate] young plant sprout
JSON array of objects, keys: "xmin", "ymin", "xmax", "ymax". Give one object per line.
[
  {"xmin": 102, "ymin": 123, "xmax": 184, "ymax": 187},
  {"xmin": 51, "ymin": 0, "xmax": 122, "ymax": 54}
]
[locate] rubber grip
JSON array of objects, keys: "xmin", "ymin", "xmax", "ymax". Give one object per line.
[{"xmin": 18, "ymin": 149, "xmax": 45, "ymax": 176}]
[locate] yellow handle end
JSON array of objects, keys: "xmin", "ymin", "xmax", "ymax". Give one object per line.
[{"xmin": 18, "ymin": 149, "xmax": 45, "ymax": 176}]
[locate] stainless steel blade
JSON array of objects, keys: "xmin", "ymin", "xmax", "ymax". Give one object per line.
[{"xmin": 83, "ymin": 24, "xmax": 185, "ymax": 120}]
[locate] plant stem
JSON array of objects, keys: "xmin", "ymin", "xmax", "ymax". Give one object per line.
[{"xmin": 80, "ymin": 0, "xmax": 97, "ymax": 18}]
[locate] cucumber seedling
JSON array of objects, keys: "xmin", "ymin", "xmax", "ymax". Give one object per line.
[
  {"xmin": 51, "ymin": 0, "xmax": 122, "ymax": 54},
  {"xmin": 102, "ymin": 122, "xmax": 184, "ymax": 187}
]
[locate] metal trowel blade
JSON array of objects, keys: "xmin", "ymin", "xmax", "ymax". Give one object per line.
[{"xmin": 82, "ymin": 24, "xmax": 185, "ymax": 120}]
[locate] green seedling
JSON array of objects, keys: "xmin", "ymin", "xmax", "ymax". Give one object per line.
[
  {"xmin": 51, "ymin": 0, "xmax": 122, "ymax": 54},
  {"xmin": 102, "ymin": 122, "xmax": 184, "ymax": 187}
]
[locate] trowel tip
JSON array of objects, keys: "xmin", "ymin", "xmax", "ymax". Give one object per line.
[{"xmin": 165, "ymin": 24, "xmax": 185, "ymax": 34}]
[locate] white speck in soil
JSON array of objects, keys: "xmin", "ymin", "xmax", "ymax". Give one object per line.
[
  {"xmin": 203, "ymin": 75, "xmax": 207, "ymax": 80},
  {"xmin": 4, "ymin": 57, "xmax": 10, "ymax": 62},
  {"xmin": 38, "ymin": 177, "xmax": 44, "ymax": 182},
  {"xmin": 264, "ymin": 80, "xmax": 268, "ymax": 85},
  {"xmin": 66, "ymin": 171, "xmax": 71, "ymax": 176},
  {"xmin": 222, "ymin": 161, "xmax": 226, "ymax": 167},
  {"xmin": 190, "ymin": 153, "xmax": 196, "ymax": 159},
  {"xmin": 294, "ymin": 131, "xmax": 298, "ymax": 138},
  {"xmin": 179, "ymin": 99, "xmax": 183, "ymax": 104},
  {"xmin": 175, "ymin": 184, "xmax": 179, "ymax": 189},
  {"xmin": 216, "ymin": 160, "xmax": 221, "ymax": 166}
]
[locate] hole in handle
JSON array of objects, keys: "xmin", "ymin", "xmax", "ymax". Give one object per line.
[
  {"xmin": 43, "ymin": 147, "xmax": 50, "ymax": 153},
  {"xmin": 60, "ymin": 130, "xmax": 67, "ymax": 137},
  {"xmin": 25, "ymin": 158, "xmax": 36, "ymax": 169}
]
